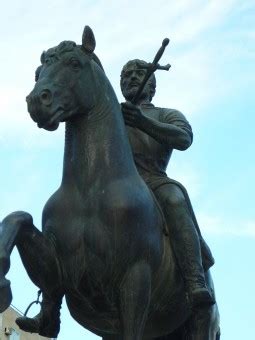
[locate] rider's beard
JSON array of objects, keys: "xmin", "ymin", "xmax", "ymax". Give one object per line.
[{"xmin": 123, "ymin": 84, "xmax": 150, "ymax": 103}]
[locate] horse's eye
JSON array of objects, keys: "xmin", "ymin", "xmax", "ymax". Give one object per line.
[
  {"xmin": 45, "ymin": 59, "xmax": 51, "ymax": 66},
  {"xmin": 70, "ymin": 59, "xmax": 80, "ymax": 69}
]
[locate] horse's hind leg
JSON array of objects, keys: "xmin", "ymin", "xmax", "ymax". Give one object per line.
[
  {"xmin": 0, "ymin": 211, "xmax": 63, "ymax": 314},
  {"xmin": 119, "ymin": 262, "xmax": 151, "ymax": 340}
]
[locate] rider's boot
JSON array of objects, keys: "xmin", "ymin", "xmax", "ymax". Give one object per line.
[
  {"xmin": 185, "ymin": 269, "xmax": 215, "ymax": 309},
  {"xmin": 16, "ymin": 294, "xmax": 62, "ymax": 338},
  {"xmin": 175, "ymin": 230, "xmax": 215, "ymax": 309},
  {"xmin": 168, "ymin": 205, "xmax": 215, "ymax": 309}
]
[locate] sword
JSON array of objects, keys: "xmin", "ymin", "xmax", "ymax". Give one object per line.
[{"xmin": 132, "ymin": 38, "xmax": 171, "ymax": 105}]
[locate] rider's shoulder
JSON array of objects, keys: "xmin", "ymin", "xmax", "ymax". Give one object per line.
[
  {"xmin": 142, "ymin": 104, "xmax": 188, "ymax": 122},
  {"xmin": 157, "ymin": 107, "xmax": 188, "ymax": 122}
]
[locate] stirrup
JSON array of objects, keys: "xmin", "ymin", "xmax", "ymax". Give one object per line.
[{"xmin": 24, "ymin": 290, "xmax": 42, "ymax": 317}]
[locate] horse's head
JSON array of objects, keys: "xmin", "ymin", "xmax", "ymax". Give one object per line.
[{"xmin": 26, "ymin": 26, "xmax": 103, "ymax": 131}]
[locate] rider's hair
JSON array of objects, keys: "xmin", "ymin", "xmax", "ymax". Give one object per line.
[{"xmin": 120, "ymin": 59, "xmax": 156, "ymax": 101}]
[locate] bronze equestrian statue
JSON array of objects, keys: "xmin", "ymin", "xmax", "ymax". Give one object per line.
[{"xmin": 0, "ymin": 26, "xmax": 220, "ymax": 339}]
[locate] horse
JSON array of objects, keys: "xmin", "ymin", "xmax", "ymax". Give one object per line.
[{"xmin": 0, "ymin": 26, "xmax": 220, "ymax": 339}]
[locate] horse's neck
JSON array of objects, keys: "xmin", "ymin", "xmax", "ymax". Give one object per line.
[{"xmin": 61, "ymin": 79, "xmax": 135, "ymax": 192}]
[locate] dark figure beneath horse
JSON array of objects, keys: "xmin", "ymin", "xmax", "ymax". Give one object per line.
[{"xmin": 0, "ymin": 26, "xmax": 220, "ymax": 339}]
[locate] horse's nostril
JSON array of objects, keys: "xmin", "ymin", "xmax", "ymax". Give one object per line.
[{"xmin": 40, "ymin": 90, "xmax": 52, "ymax": 106}]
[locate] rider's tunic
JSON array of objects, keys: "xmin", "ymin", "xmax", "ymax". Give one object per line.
[{"xmin": 126, "ymin": 103, "xmax": 214, "ymax": 270}]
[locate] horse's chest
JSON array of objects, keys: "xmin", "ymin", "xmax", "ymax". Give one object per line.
[{"xmin": 43, "ymin": 182, "xmax": 162, "ymax": 281}]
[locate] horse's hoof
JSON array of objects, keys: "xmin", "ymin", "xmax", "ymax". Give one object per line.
[
  {"xmin": 16, "ymin": 313, "xmax": 60, "ymax": 338},
  {"xmin": 0, "ymin": 278, "xmax": 12, "ymax": 312}
]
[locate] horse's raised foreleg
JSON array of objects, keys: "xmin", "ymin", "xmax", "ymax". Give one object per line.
[
  {"xmin": 0, "ymin": 211, "xmax": 34, "ymax": 311},
  {"xmin": 0, "ymin": 211, "xmax": 63, "ymax": 313},
  {"xmin": 119, "ymin": 262, "xmax": 151, "ymax": 340}
]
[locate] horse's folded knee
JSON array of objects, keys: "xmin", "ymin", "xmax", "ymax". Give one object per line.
[
  {"xmin": 2, "ymin": 211, "xmax": 33, "ymax": 227},
  {"xmin": 0, "ymin": 277, "xmax": 12, "ymax": 313},
  {"xmin": 0, "ymin": 254, "xmax": 10, "ymax": 275}
]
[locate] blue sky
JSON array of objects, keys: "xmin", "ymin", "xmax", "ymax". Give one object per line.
[{"xmin": 0, "ymin": 0, "xmax": 255, "ymax": 339}]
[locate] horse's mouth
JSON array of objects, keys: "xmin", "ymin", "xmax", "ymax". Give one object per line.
[
  {"xmin": 38, "ymin": 120, "xmax": 59, "ymax": 131},
  {"xmin": 37, "ymin": 108, "xmax": 65, "ymax": 130}
]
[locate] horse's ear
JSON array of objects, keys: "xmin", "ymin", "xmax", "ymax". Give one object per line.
[
  {"xmin": 82, "ymin": 26, "xmax": 96, "ymax": 54},
  {"xmin": 40, "ymin": 51, "xmax": 46, "ymax": 64}
]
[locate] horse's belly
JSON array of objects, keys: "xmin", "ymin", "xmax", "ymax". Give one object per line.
[
  {"xmin": 65, "ymin": 237, "xmax": 190, "ymax": 338},
  {"xmin": 65, "ymin": 284, "xmax": 189, "ymax": 338},
  {"xmin": 42, "ymin": 178, "xmax": 164, "ymax": 286}
]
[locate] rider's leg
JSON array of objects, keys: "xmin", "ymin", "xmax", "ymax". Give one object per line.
[
  {"xmin": 0, "ymin": 211, "xmax": 63, "ymax": 337},
  {"xmin": 153, "ymin": 184, "xmax": 215, "ymax": 308}
]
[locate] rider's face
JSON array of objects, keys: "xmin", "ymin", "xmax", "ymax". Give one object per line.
[{"xmin": 121, "ymin": 65, "xmax": 151, "ymax": 102}]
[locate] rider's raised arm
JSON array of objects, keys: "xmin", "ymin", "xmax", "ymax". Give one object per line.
[
  {"xmin": 121, "ymin": 102, "xmax": 193, "ymax": 150},
  {"xmin": 140, "ymin": 108, "xmax": 193, "ymax": 151}
]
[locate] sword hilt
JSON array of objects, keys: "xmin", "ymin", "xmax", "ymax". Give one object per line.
[
  {"xmin": 152, "ymin": 38, "xmax": 170, "ymax": 66},
  {"xmin": 131, "ymin": 38, "xmax": 171, "ymax": 105}
]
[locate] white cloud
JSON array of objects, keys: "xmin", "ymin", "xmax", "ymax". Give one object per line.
[
  {"xmin": 0, "ymin": 86, "xmax": 28, "ymax": 125},
  {"xmin": 153, "ymin": 44, "xmax": 222, "ymax": 115},
  {"xmin": 172, "ymin": 0, "xmax": 238, "ymax": 44},
  {"xmin": 0, "ymin": 82, "xmax": 63, "ymax": 149},
  {"xmin": 1, "ymin": 0, "xmax": 252, "ymax": 141},
  {"xmin": 198, "ymin": 213, "xmax": 255, "ymax": 237},
  {"xmin": 165, "ymin": 163, "xmax": 255, "ymax": 238},
  {"xmin": 166, "ymin": 160, "xmax": 202, "ymax": 199}
]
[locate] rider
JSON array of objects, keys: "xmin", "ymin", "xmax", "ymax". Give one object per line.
[
  {"xmin": 16, "ymin": 58, "xmax": 215, "ymax": 338},
  {"xmin": 120, "ymin": 59, "xmax": 215, "ymax": 308}
]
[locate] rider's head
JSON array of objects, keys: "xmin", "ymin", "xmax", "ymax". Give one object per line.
[{"xmin": 120, "ymin": 59, "xmax": 156, "ymax": 103}]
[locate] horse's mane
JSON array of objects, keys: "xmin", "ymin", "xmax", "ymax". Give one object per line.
[{"xmin": 35, "ymin": 40, "xmax": 104, "ymax": 81}]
